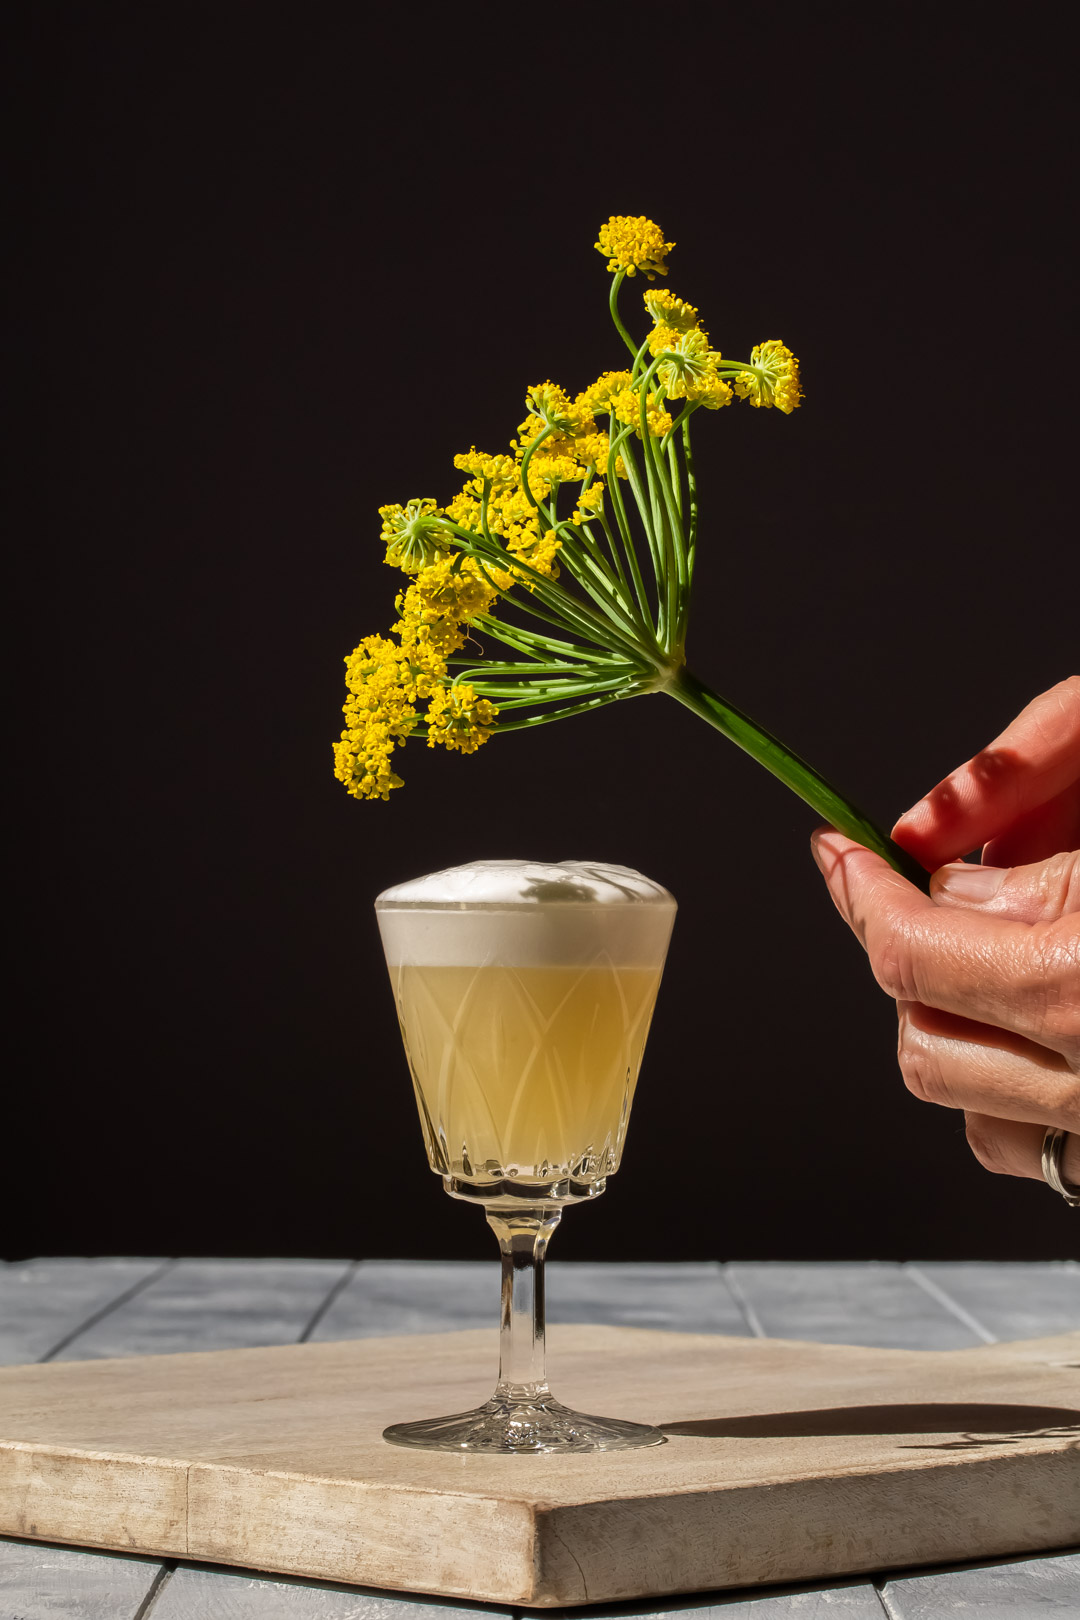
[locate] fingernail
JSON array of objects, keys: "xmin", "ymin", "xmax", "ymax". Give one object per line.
[{"xmin": 932, "ymin": 863, "xmax": 1006, "ymax": 902}]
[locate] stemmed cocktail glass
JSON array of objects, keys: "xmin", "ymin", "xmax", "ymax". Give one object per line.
[{"xmin": 375, "ymin": 858, "xmax": 676, "ymax": 1453}]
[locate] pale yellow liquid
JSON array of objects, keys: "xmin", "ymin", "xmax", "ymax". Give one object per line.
[{"xmin": 391, "ymin": 963, "xmax": 663, "ymax": 1185}]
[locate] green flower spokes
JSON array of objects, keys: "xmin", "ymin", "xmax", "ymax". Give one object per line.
[{"xmin": 334, "ymin": 216, "xmax": 924, "ymax": 888}]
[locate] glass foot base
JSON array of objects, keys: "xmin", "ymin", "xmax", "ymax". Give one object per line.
[{"xmin": 383, "ymin": 1395, "xmax": 666, "ymax": 1454}]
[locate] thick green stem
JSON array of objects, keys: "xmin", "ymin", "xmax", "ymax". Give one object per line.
[{"xmin": 667, "ymin": 668, "xmax": 929, "ymax": 889}]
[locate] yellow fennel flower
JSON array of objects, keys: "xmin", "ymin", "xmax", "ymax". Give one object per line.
[
  {"xmin": 643, "ymin": 289, "xmax": 699, "ymax": 332},
  {"xmin": 394, "ymin": 553, "xmax": 506, "ymax": 673},
  {"xmin": 647, "ymin": 321, "xmax": 682, "ymax": 357},
  {"xmin": 595, "ymin": 215, "xmax": 674, "ymax": 279},
  {"xmin": 488, "ymin": 484, "xmax": 534, "ymax": 531},
  {"xmin": 396, "ymin": 596, "xmax": 463, "ymax": 667},
  {"xmin": 426, "ymin": 683, "xmax": 499, "ymax": 753},
  {"xmin": 577, "ymin": 372, "xmax": 633, "ymax": 416},
  {"xmin": 452, "ymin": 448, "xmax": 519, "ymax": 494},
  {"xmin": 378, "ymin": 500, "xmax": 454, "ymax": 573},
  {"xmin": 444, "ymin": 486, "xmax": 484, "ymax": 534},
  {"xmin": 505, "ymin": 528, "xmax": 562, "ymax": 579},
  {"xmin": 527, "ymin": 447, "xmax": 586, "ymax": 489},
  {"xmin": 655, "ymin": 328, "xmax": 721, "ymax": 399},
  {"xmin": 573, "ymin": 482, "xmax": 606, "ymax": 523},
  {"xmin": 333, "ymin": 635, "xmax": 419, "ymax": 801},
  {"xmin": 571, "ymin": 425, "xmax": 626, "ymax": 479},
  {"xmin": 696, "ymin": 373, "xmax": 733, "ymax": 410},
  {"xmin": 733, "ymin": 341, "xmax": 803, "ymax": 414},
  {"xmin": 411, "ymin": 554, "xmax": 507, "ymax": 621},
  {"xmin": 613, "ymin": 386, "xmax": 672, "ymax": 439},
  {"xmin": 524, "ymin": 381, "xmax": 575, "ymax": 433},
  {"xmin": 573, "ymin": 429, "xmax": 609, "ymax": 470}
]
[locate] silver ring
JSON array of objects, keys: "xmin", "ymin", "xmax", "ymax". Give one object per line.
[{"xmin": 1042, "ymin": 1127, "xmax": 1080, "ymax": 1207}]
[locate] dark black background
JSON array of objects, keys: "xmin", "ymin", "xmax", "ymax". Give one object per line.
[{"xmin": 9, "ymin": 4, "xmax": 1077, "ymax": 1262}]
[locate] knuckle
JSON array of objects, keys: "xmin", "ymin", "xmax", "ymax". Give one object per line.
[
  {"xmin": 1044, "ymin": 850, "xmax": 1080, "ymax": 915},
  {"xmin": 896, "ymin": 1021, "xmax": 952, "ymax": 1106},
  {"xmin": 965, "ymin": 1115, "xmax": 1012, "ymax": 1176},
  {"xmin": 871, "ymin": 925, "xmax": 919, "ymax": 1003}
]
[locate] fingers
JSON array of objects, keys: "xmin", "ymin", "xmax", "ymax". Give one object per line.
[
  {"xmin": 982, "ymin": 783, "xmax": 1080, "ymax": 869},
  {"xmin": 811, "ymin": 829, "xmax": 1080, "ymax": 1057},
  {"xmin": 896, "ymin": 1001, "xmax": 1080, "ymax": 1131},
  {"xmin": 891, "ymin": 676, "xmax": 1080, "ymax": 870},
  {"xmin": 930, "ymin": 850, "xmax": 1080, "ymax": 924},
  {"xmin": 964, "ymin": 1111, "xmax": 1080, "ymax": 1185}
]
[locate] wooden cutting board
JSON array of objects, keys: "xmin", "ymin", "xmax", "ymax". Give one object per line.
[{"xmin": 1, "ymin": 1326, "xmax": 1077, "ymax": 1606}]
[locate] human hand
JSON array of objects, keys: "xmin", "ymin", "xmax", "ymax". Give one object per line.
[{"xmin": 811, "ymin": 676, "xmax": 1080, "ymax": 1191}]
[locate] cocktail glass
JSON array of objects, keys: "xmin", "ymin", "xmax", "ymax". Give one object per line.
[{"xmin": 375, "ymin": 858, "xmax": 676, "ymax": 1453}]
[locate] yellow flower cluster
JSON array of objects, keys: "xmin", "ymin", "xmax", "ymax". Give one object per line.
[
  {"xmin": 523, "ymin": 381, "xmax": 585, "ymax": 436},
  {"xmin": 333, "ymin": 636, "xmax": 421, "ymax": 802},
  {"xmin": 733, "ymin": 340, "xmax": 803, "ymax": 414},
  {"xmin": 426, "ymin": 683, "xmax": 498, "ymax": 754},
  {"xmin": 644, "ymin": 292, "xmax": 732, "ymax": 411},
  {"xmin": 451, "ymin": 448, "xmax": 518, "ymax": 493},
  {"xmin": 572, "ymin": 483, "xmax": 606, "ymax": 524},
  {"xmin": 337, "ymin": 215, "xmax": 805, "ymax": 803},
  {"xmin": 398, "ymin": 554, "xmax": 507, "ymax": 653},
  {"xmin": 595, "ymin": 215, "xmax": 674, "ymax": 279},
  {"xmin": 378, "ymin": 499, "xmax": 455, "ymax": 573},
  {"xmin": 575, "ymin": 371, "xmax": 626, "ymax": 412},
  {"xmin": 334, "ymin": 553, "xmax": 508, "ymax": 799},
  {"xmin": 573, "ymin": 371, "xmax": 667, "ymax": 441},
  {"xmin": 449, "ymin": 451, "xmax": 564, "ymax": 579},
  {"xmin": 643, "ymin": 289, "xmax": 699, "ymax": 333},
  {"xmin": 637, "ymin": 273, "xmax": 804, "ymax": 419},
  {"xmin": 653, "ymin": 328, "xmax": 732, "ymax": 411},
  {"xmin": 513, "ymin": 380, "xmax": 625, "ymax": 497}
]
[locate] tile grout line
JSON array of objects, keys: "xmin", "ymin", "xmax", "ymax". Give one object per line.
[
  {"xmin": 903, "ymin": 1264, "xmax": 998, "ymax": 1344},
  {"xmin": 874, "ymin": 1575, "xmax": 902, "ymax": 1618},
  {"xmin": 131, "ymin": 1561, "xmax": 175, "ymax": 1619},
  {"xmin": 38, "ymin": 1258, "xmax": 179, "ymax": 1363},
  {"xmin": 297, "ymin": 1259, "xmax": 359, "ymax": 1343},
  {"xmin": 719, "ymin": 1263, "xmax": 768, "ymax": 1338}
]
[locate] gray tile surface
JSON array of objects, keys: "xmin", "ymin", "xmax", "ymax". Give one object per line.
[
  {"xmin": 310, "ymin": 1260, "xmax": 752, "ymax": 1342},
  {"xmin": 52, "ymin": 1259, "xmax": 351, "ymax": 1360},
  {"xmin": 150, "ymin": 1562, "xmax": 510, "ymax": 1619},
  {"xmin": 0, "ymin": 1535, "xmax": 165, "ymax": 1618},
  {"xmin": 724, "ymin": 1263, "xmax": 980, "ymax": 1349},
  {"xmin": 706, "ymin": 1593, "xmax": 885, "ymax": 1617},
  {"xmin": 547, "ymin": 1262, "xmax": 751, "ymax": 1334},
  {"xmin": 576, "ymin": 1580, "xmax": 887, "ymax": 1615},
  {"xmin": 909, "ymin": 1262, "xmax": 1080, "ymax": 1342},
  {"xmin": 880, "ymin": 1549, "xmax": 1080, "ymax": 1617},
  {"xmin": 308, "ymin": 1261, "xmax": 496, "ymax": 1339},
  {"xmin": 0, "ymin": 1258, "xmax": 168, "ymax": 1365}
]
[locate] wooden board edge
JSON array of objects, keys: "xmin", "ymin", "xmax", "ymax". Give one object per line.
[
  {"xmin": 0, "ymin": 1440, "xmax": 189, "ymax": 1558},
  {"xmin": 527, "ymin": 1448, "xmax": 1080, "ymax": 1606}
]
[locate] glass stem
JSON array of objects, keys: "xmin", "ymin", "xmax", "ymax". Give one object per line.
[{"xmin": 486, "ymin": 1205, "xmax": 562, "ymax": 1404}]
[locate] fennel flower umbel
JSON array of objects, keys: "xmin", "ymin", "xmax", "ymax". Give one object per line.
[{"xmin": 333, "ymin": 214, "xmax": 925, "ymax": 887}]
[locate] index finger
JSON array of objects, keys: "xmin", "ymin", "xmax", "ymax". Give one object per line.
[
  {"xmin": 892, "ymin": 676, "xmax": 1080, "ymax": 869},
  {"xmin": 812, "ymin": 829, "xmax": 1080, "ymax": 1056}
]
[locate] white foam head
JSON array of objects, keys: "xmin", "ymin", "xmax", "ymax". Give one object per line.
[{"xmin": 376, "ymin": 859, "xmax": 676, "ymax": 967}]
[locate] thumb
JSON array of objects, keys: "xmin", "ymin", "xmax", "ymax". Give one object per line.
[{"xmin": 930, "ymin": 849, "xmax": 1080, "ymax": 923}]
